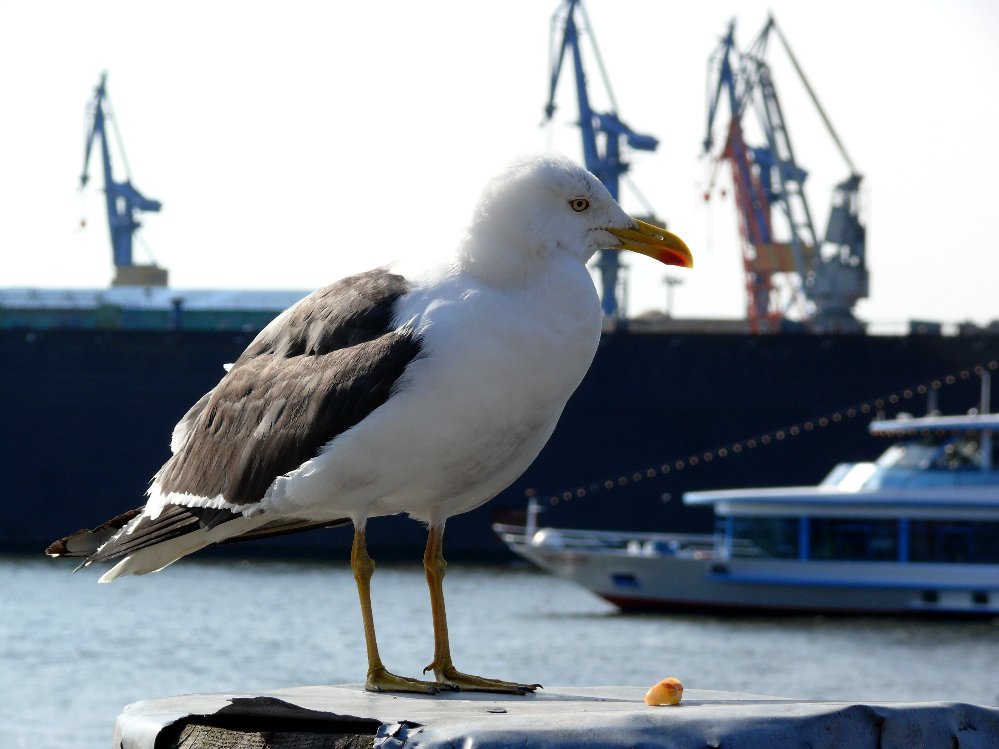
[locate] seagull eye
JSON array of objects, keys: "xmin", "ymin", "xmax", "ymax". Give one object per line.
[{"xmin": 569, "ymin": 198, "xmax": 590, "ymax": 213}]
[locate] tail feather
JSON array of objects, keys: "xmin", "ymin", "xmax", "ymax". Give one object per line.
[
  {"xmin": 98, "ymin": 521, "xmax": 250, "ymax": 582},
  {"xmin": 86, "ymin": 505, "xmax": 208, "ymax": 564},
  {"xmin": 96, "ymin": 514, "xmax": 352, "ymax": 581},
  {"xmin": 48, "ymin": 503, "xmax": 351, "ymax": 580}
]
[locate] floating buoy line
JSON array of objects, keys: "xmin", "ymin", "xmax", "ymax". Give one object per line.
[{"xmin": 527, "ymin": 358, "xmax": 999, "ymax": 508}]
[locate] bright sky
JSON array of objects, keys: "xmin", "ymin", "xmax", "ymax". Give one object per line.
[{"xmin": 2, "ymin": 1, "xmax": 997, "ymax": 328}]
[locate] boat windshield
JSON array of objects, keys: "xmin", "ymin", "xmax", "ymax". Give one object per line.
[
  {"xmin": 876, "ymin": 443, "xmax": 937, "ymax": 470},
  {"xmin": 876, "ymin": 436, "xmax": 989, "ymax": 471}
]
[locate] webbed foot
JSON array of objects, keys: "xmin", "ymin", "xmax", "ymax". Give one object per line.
[{"xmin": 365, "ymin": 666, "xmax": 457, "ymax": 694}]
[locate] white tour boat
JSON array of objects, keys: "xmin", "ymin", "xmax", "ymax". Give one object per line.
[{"xmin": 495, "ymin": 412, "xmax": 999, "ymax": 617}]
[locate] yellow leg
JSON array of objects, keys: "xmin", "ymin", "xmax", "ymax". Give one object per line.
[
  {"xmin": 351, "ymin": 527, "xmax": 441, "ymax": 694},
  {"xmin": 422, "ymin": 524, "xmax": 540, "ymax": 694}
]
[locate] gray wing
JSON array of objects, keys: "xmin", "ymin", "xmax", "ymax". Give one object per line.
[
  {"xmin": 156, "ymin": 267, "xmax": 422, "ymax": 507},
  {"xmin": 48, "ymin": 268, "xmax": 422, "ymax": 563}
]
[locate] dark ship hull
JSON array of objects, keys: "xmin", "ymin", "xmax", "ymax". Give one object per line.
[{"xmin": 3, "ymin": 327, "xmax": 996, "ymax": 560}]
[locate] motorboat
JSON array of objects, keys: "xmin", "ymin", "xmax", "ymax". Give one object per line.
[{"xmin": 495, "ymin": 412, "xmax": 999, "ymax": 617}]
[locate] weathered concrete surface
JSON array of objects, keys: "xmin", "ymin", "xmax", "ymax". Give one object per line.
[{"xmin": 114, "ymin": 684, "xmax": 999, "ymax": 749}]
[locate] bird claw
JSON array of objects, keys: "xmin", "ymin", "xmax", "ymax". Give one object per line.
[{"xmin": 435, "ymin": 665, "xmax": 541, "ymax": 695}]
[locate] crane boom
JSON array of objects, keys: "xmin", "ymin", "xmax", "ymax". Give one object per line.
[
  {"xmin": 545, "ymin": 0, "xmax": 658, "ymax": 320},
  {"xmin": 81, "ymin": 73, "xmax": 167, "ymax": 287}
]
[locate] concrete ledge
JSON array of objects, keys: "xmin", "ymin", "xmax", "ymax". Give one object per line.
[{"xmin": 114, "ymin": 684, "xmax": 999, "ymax": 749}]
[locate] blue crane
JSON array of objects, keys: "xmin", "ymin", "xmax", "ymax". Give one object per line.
[
  {"xmin": 81, "ymin": 73, "xmax": 167, "ymax": 287},
  {"xmin": 544, "ymin": 0, "xmax": 658, "ymax": 319},
  {"xmin": 704, "ymin": 17, "xmax": 867, "ymax": 333}
]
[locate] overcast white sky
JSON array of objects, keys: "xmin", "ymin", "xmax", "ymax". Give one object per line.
[{"xmin": 1, "ymin": 1, "xmax": 997, "ymax": 327}]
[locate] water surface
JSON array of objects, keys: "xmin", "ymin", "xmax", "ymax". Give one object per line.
[{"xmin": 2, "ymin": 555, "xmax": 997, "ymax": 748}]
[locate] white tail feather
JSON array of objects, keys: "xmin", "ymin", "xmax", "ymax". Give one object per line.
[{"xmin": 97, "ymin": 514, "xmax": 268, "ymax": 582}]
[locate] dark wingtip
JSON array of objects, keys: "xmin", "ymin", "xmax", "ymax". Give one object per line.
[
  {"xmin": 45, "ymin": 508, "xmax": 144, "ymax": 560},
  {"xmin": 45, "ymin": 528, "xmax": 100, "ymax": 558},
  {"xmin": 45, "ymin": 535, "xmax": 80, "ymax": 557}
]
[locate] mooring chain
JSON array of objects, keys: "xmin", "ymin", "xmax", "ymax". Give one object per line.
[{"xmin": 527, "ymin": 358, "xmax": 999, "ymax": 508}]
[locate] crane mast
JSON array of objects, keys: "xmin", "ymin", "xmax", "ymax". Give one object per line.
[
  {"xmin": 544, "ymin": 0, "xmax": 658, "ymax": 320},
  {"xmin": 704, "ymin": 17, "xmax": 868, "ymax": 333},
  {"xmin": 81, "ymin": 73, "xmax": 167, "ymax": 287}
]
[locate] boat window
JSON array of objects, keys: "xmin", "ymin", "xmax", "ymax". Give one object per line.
[
  {"xmin": 731, "ymin": 518, "xmax": 798, "ymax": 559},
  {"xmin": 809, "ymin": 518, "xmax": 897, "ymax": 561},
  {"xmin": 909, "ymin": 520, "xmax": 999, "ymax": 564}
]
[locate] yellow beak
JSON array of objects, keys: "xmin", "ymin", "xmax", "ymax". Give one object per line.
[{"xmin": 606, "ymin": 219, "xmax": 693, "ymax": 269}]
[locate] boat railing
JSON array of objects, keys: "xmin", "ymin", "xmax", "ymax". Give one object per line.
[{"xmin": 493, "ymin": 523, "xmax": 763, "ymax": 559}]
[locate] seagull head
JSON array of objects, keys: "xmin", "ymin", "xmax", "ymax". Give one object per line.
[{"xmin": 458, "ymin": 153, "xmax": 692, "ymax": 284}]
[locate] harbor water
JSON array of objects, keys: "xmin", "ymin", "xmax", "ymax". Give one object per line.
[{"xmin": 3, "ymin": 552, "xmax": 998, "ymax": 748}]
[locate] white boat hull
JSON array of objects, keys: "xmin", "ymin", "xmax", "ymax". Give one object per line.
[{"xmin": 500, "ymin": 527, "xmax": 999, "ymax": 617}]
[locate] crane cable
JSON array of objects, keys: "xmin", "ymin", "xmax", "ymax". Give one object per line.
[
  {"xmin": 576, "ymin": 0, "xmax": 619, "ymax": 116},
  {"xmin": 102, "ymin": 93, "xmax": 136, "ymax": 182},
  {"xmin": 770, "ymin": 19, "xmax": 857, "ymax": 176}
]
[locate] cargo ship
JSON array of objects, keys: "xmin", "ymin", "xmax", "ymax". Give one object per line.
[
  {"xmin": 4, "ymin": 308, "xmax": 997, "ymax": 559},
  {"xmin": 5, "ymin": 12, "xmax": 997, "ymax": 561}
]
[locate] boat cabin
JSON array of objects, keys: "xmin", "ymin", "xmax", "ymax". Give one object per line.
[{"xmin": 684, "ymin": 414, "xmax": 999, "ymax": 566}]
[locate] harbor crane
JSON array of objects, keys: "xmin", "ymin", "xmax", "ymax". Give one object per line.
[
  {"xmin": 81, "ymin": 73, "xmax": 167, "ymax": 287},
  {"xmin": 544, "ymin": 0, "xmax": 659, "ymax": 320},
  {"xmin": 704, "ymin": 17, "xmax": 868, "ymax": 333}
]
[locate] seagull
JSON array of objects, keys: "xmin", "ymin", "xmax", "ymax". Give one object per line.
[{"xmin": 47, "ymin": 153, "xmax": 692, "ymax": 694}]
